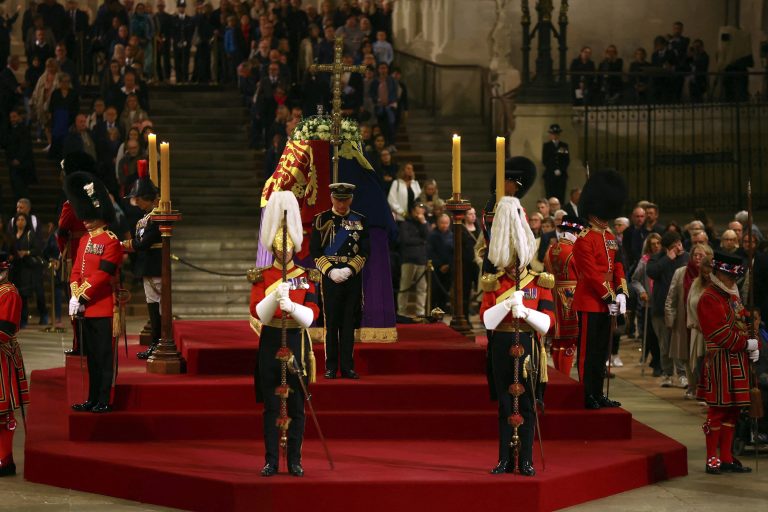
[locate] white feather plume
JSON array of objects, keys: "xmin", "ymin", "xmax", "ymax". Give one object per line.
[
  {"xmin": 488, "ymin": 196, "xmax": 536, "ymax": 270},
  {"xmin": 260, "ymin": 191, "xmax": 303, "ymax": 250}
]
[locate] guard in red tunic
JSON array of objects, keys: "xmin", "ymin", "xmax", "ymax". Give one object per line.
[
  {"xmin": 57, "ymin": 152, "xmax": 94, "ymax": 356},
  {"xmin": 250, "ymin": 192, "xmax": 319, "ymax": 478},
  {"xmin": 698, "ymin": 251, "xmax": 757, "ymax": 474},
  {"xmin": 480, "ymin": 196, "xmax": 554, "ymax": 477},
  {"xmin": 65, "ymin": 172, "xmax": 123, "ymax": 414},
  {"xmin": 572, "ymin": 170, "xmax": 628, "ymax": 410},
  {"xmin": 0, "ymin": 254, "xmax": 27, "ymax": 477},
  {"xmin": 544, "ymin": 215, "xmax": 585, "ymax": 374}
]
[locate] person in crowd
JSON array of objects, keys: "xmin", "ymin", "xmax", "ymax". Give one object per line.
[
  {"xmin": 100, "ymin": 59, "xmax": 123, "ymax": 108},
  {"xmin": 548, "ymin": 196, "xmax": 561, "ymax": 215},
  {"xmin": 623, "ymin": 205, "xmax": 648, "ymax": 270},
  {"xmin": 48, "ymin": 73, "xmax": 79, "ymax": 158},
  {"xmin": 62, "ymin": 113, "xmax": 98, "ymax": 162},
  {"xmin": 570, "ymin": 46, "xmax": 595, "ymax": 105},
  {"xmin": 116, "ymin": 70, "xmax": 149, "ymax": 114},
  {"xmin": 598, "ymin": 44, "xmax": 623, "ymax": 104},
  {"xmin": 462, "ymin": 207, "xmax": 480, "ymax": 318},
  {"xmin": 5, "ymin": 109, "xmax": 36, "ymax": 202},
  {"xmin": 427, "ymin": 213, "xmax": 452, "ymax": 315},
  {"xmin": 564, "ymin": 188, "xmax": 580, "ymax": 218},
  {"xmin": 535, "ymin": 198, "xmax": 551, "ymax": 219},
  {"xmin": 418, "ymin": 178, "xmax": 444, "ymax": 228},
  {"xmin": 154, "ymin": 0, "xmax": 174, "ymax": 83},
  {"xmin": 666, "ymin": 242, "xmax": 713, "ymax": 399},
  {"xmin": 11, "ymin": 213, "xmax": 42, "ymax": 329},
  {"xmin": 372, "ymin": 29, "xmax": 393, "ymax": 65},
  {"xmin": 0, "ymin": 5, "xmax": 21, "ymax": 70},
  {"xmin": 397, "ymin": 202, "xmax": 429, "ymax": 319},
  {"xmin": 391, "ymin": 65, "xmax": 408, "ymax": 128},
  {"xmin": 528, "ymin": 212, "xmax": 543, "ymax": 238},
  {"xmin": 686, "ymin": 39, "xmax": 709, "ymax": 102},
  {"xmin": 541, "ymin": 216, "xmax": 556, "ymax": 235},
  {"xmin": 335, "ymin": 14, "xmax": 363, "ymax": 56},
  {"xmin": 87, "ymin": 98, "xmax": 107, "ymax": 131},
  {"xmin": 370, "ymin": 61, "xmax": 397, "ymax": 145},
  {"xmin": 375, "ymin": 148, "xmax": 397, "ymax": 191},
  {"xmin": 645, "ymin": 202, "xmax": 665, "ymax": 234},
  {"xmin": 647, "ymin": 231, "xmax": 689, "ymax": 388},
  {"xmin": 387, "ymin": 162, "xmax": 420, "ymax": 223},
  {"xmin": 629, "ymin": 47, "xmax": 651, "ymax": 104},
  {"xmin": 541, "ymin": 123, "xmax": 570, "ymax": 205},
  {"xmin": 54, "ymin": 43, "xmax": 79, "ymax": 91},
  {"xmin": 173, "ymin": 0, "xmax": 196, "ymax": 84},
  {"xmin": 687, "ymin": 253, "xmax": 712, "ymax": 400},
  {"xmin": 719, "ymin": 230, "xmax": 739, "ymax": 253},
  {"xmin": 118, "ymin": 93, "xmax": 149, "ymax": 135},
  {"xmin": 29, "ymin": 58, "xmax": 60, "ymax": 150}
]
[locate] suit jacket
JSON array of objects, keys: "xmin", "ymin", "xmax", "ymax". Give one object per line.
[
  {"xmin": 5, "ymin": 123, "xmax": 35, "ymax": 174},
  {"xmin": 542, "ymin": 140, "xmax": 570, "ymax": 179},
  {"xmin": 172, "ymin": 15, "xmax": 196, "ymax": 47},
  {"xmin": 62, "ymin": 129, "xmax": 98, "ymax": 161},
  {"xmin": 0, "ymin": 67, "xmax": 22, "ymax": 113},
  {"xmin": 564, "ymin": 202, "xmax": 579, "ymax": 218}
]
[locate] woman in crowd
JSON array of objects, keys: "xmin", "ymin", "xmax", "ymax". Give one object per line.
[
  {"xmin": 687, "ymin": 253, "xmax": 713, "ymax": 402},
  {"xmin": 29, "ymin": 58, "xmax": 60, "ymax": 150},
  {"xmin": 632, "ymin": 232, "xmax": 663, "ymax": 375},
  {"xmin": 114, "ymin": 127, "xmax": 141, "ymax": 178},
  {"xmin": 376, "ymin": 149, "xmax": 398, "ymax": 191},
  {"xmin": 387, "ymin": 162, "xmax": 421, "ymax": 223},
  {"xmin": 462, "ymin": 207, "xmax": 480, "ymax": 318},
  {"xmin": 666, "ymin": 242, "xmax": 713, "ymax": 398},
  {"xmin": 418, "ymin": 178, "xmax": 444, "ymax": 227},
  {"xmin": 100, "ymin": 59, "xmax": 124, "ymax": 108},
  {"xmin": 48, "ymin": 73, "xmax": 79, "ymax": 157},
  {"xmin": 130, "ymin": 3, "xmax": 154, "ymax": 81},
  {"xmin": 11, "ymin": 213, "xmax": 42, "ymax": 329},
  {"xmin": 119, "ymin": 94, "xmax": 149, "ymax": 135}
]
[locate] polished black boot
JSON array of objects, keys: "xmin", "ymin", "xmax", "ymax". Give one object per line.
[
  {"xmin": 71, "ymin": 401, "xmax": 95, "ymax": 412},
  {"xmin": 490, "ymin": 460, "xmax": 511, "ymax": 474},
  {"xmin": 584, "ymin": 395, "xmax": 602, "ymax": 409},
  {"xmin": 261, "ymin": 462, "xmax": 278, "ymax": 477},
  {"xmin": 288, "ymin": 462, "xmax": 305, "ymax": 477},
  {"xmin": 597, "ymin": 395, "xmax": 621, "ymax": 408},
  {"xmin": 518, "ymin": 461, "xmax": 536, "ymax": 476}
]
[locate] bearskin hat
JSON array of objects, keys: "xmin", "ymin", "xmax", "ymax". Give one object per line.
[
  {"xmin": 64, "ymin": 172, "xmax": 116, "ymax": 224},
  {"xmin": 579, "ymin": 169, "xmax": 627, "ymax": 221},
  {"xmin": 489, "ymin": 156, "xmax": 537, "ymax": 199},
  {"xmin": 61, "ymin": 151, "xmax": 96, "ymax": 176}
]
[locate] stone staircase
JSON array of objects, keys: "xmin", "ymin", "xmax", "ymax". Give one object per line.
[{"xmin": 396, "ymin": 109, "xmax": 495, "ymax": 206}]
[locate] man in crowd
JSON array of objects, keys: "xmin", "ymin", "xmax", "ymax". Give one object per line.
[
  {"xmin": 645, "ymin": 202, "xmax": 665, "ymax": 234},
  {"xmin": 173, "ymin": 0, "xmax": 196, "ymax": 84},
  {"xmin": 311, "ymin": 183, "xmax": 368, "ymax": 380},
  {"xmin": 541, "ymin": 124, "xmax": 570, "ymax": 204},
  {"xmin": 397, "ymin": 202, "xmax": 429, "ymax": 319},
  {"xmin": 564, "ymin": 187, "xmax": 580, "ymax": 218}
]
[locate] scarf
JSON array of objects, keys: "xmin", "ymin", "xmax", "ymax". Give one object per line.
[
  {"xmin": 710, "ymin": 273, "xmax": 740, "ymax": 298},
  {"xmin": 683, "ymin": 259, "xmax": 700, "ymax": 304}
]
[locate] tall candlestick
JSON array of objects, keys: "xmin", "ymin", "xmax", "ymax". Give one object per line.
[
  {"xmin": 496, "ymin": 136, "xmax": 505, "ymax": 205},
  {"xmin": 452, "ymin": 134, "xmax": 461, "ymax": 196},
  {"xmin": 160, "ymin": 142, "xmax": 170, "ymax": 212},
  {"xmin": 148, "ymin": 133, "xmax": 158, "ymax": 186}
]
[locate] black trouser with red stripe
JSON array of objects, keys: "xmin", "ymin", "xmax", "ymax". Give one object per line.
[{"xmin": 577, "ymin": 311, "xmax": 610, "ymax": 401}]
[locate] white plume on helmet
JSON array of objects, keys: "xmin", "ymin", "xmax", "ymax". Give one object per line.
[
  {"xmin": 488, "ymin": 196, "xmax": 536, "ymax": 271},
  {"xmin": 259, "ymin": 191, "xmax": 303, "ymax": 250}
]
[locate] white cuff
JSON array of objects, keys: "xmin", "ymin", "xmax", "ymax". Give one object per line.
[
  {"xmin": 255, "ymin": 293, "xmax": 279, "ymax": 324},
  {"xmin": 523, "ymin": 309, "xmax": 551, "ymax": 336},
  {"xmin": 290, "ymin": 303, "xmax": 315, "ymax": 329},
  {"xmin": 483, "ymin": 302, "xmax": 509, "ymax": 330}
]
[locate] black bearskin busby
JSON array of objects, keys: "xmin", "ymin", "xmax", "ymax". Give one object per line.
[
  {"xmin": 579, "ymin": 169, "xmax": 627, "ymax": 221},
  {"xmin": 61, "ymin": 151, "xmax": 96, "ymax": 176},
  {"xmin": 489, "ymin": 156, "xmax": 537, "ymax": 199},
  {"xmin": 64, "ymin": 172, "xmax": 116, "ymax": 224}
]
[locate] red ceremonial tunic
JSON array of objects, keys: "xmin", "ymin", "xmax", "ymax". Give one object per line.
[
  {"xmin": 479, "ymin": 270, "xmax": 555, "ymax": 333},
  {"xmin": 572, "ymin": 224, "xmax": 627, "ymax": 313},
  {"xmin": 57, "ymin": 201, "xmax": 88, "ymax": 268},
  {"xmin": 70, "ymin": 228, "xmax": 123, "ymax": 318},
  {"xmin": 0, "ymin": 282, "xmax": 28, "ymax": 415},
  {"xmin": 544, "ymin": 239, "xmax": 579, "ymax": 339},
  {"xmin": 249, "ymin": 261, "xmax": 320, "ymax": 328},
  {"xmin": 696, "ymin": 284, "xmax": 751, "ymax": 406}
]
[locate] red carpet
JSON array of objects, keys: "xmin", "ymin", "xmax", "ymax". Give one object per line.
[{"xmin": 25, "ymin": 321, "xmax": 687, "ymax": 512}]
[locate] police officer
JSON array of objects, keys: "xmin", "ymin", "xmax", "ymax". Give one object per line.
[
  {"xmin": 541, "ymin": 124, "xmax": 570, "ymax": 204},
  {"xmin": 173, "ymin": 0, "xmax": 196, "ymax": 83},
  {"xmin": 120, "ymin": 160, "xmax": 162, "ymax": 360},
  {"xmin": 310, "ymin": 183, "xmax": 369, "ymax": 380}
]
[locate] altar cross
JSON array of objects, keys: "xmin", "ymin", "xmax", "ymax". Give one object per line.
[{"xmin": 309, "ymin": 37, "xmax": 367, "ymax": 183}]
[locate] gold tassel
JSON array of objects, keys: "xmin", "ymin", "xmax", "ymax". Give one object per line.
[
  {"xmin": 539, "ymin": 343, "xmax": 549, "ymax": 383},
  {"xmin": 112, "ymin": 306, "xmax": 122, "ymax": 337},
  {"xmin": 304, "ymin": 329, "xmax": 317, "ymax": 383}
]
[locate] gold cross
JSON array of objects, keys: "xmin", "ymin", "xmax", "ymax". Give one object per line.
[{"xmin": 309, "ymin": 37, "xmax": 367, "ymax": 183}]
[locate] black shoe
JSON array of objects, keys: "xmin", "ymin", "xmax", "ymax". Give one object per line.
[
  {"xmin": 137, "ymin": 343, "xmax": 158, "ymax": 360},
  {"xmin": 90, "ymin": 403, "xmax": 113, "ymax": 413},
  {"xmin": 721, "ymin": 459, "xmax": 752, "ymax": 473},
  {"xmin": 341, "ymin": 370, "xmax": 360, "ymax": 380},
  {"xmin": 518, "ymin": 461, "xmax": 536, "ymax": 477},
  {"xmin": 324, "ymin": 369, "xmax": 337, "ymax": 379},
  {"xmin": 584, "ymin": 395, "xmax": 602, "ymax": 409},
  {"xmin": 652, "ymin": 368, "xmax": 663, "ymax": 377},
  {"xmin": 71, "ymin": 401, "xmax": 95, "ymax": 412},
  {"xmin": 597, "ymin": 395, "xmax": 621, "ymax": 408},
  {"xmin": 490, "ymin": 460, "xmax": 510, "ymax": 474},
  {"xmin": 0, "ymin": 461, "xmax": 16, "ymax": 477},
  {"xmin": 261, "ymin": 463, "xmax": 278, "ymax": 477},
  {"xmin": 288, "ymin": 463, "xmax": 305, "ymax": 477},
  {"xmin": 65, "ymin": 349, "xmax": 82, "ymax": 356}
]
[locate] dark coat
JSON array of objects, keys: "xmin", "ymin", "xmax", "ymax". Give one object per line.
[{"xmin": 399, "ymin": 217, "xmax": 429, "ymax": 265}]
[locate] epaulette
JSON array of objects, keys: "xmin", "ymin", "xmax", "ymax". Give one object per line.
[
  {"xmin": 106, "ymin": 230, "xmax": 118, "ymax": 240},
  {"xmin": 307, "ymin": 268, "xmax": 322, "ymax": 282},
  {"xmin": 246, "ymin": 266, "xmax": 271, "ymax": 283},
  {"xmin": 480, "ymin": 271, "xmax": 504, "ymax": 292},
  {"xmin": 578, "ymin": 227, "xmax": 590, "ymax": 238},
  {"xmin": 536, "ymin": 271, "xmax": 555, "ymax": 289}
]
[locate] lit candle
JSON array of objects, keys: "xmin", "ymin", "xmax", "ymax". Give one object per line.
[
  {"xmin": 452, "ymin": 134, "xmax": 461, "ymax": 196},
  {"xmin": 148, "ymin": 133, "xmax": 158, "ymax": 186},
  {"xmin": 160, "ymin": 142, "xmax": 170, "ymax": 211},
  {"xmin": 496, "ymin": 136, "xmax": 505, "ymax": 205}
]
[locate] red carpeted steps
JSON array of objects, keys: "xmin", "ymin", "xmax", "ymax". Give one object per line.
[{"xmin": 25, "ymin": 322, "xmax": 688, "ymax": 512}]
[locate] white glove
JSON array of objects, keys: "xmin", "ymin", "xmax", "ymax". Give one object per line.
[
  {"xmin": 328, "ymin": 269, "xmax": 346, "ymax": 283},
  {"xmin": 615, "ymin": 293, "xmax": 627, "ymax": 315},
  {"xmin": 503, "ymin": 290, "xmax": 525, "ymax": 311},
  {"xmin": 68, "ymin": 296, "xmax": 82, "ymax": 316},
  {"xmin": 339, "ymin": 267, "xmax": 353, "ymax": 280},
  {"xmin": 607, "ymin": 303, "xmax": 619, "ymax": 316},
  {"xmin": 749, "ymin": 349, "xmax": 760, "ymax": 363},
  {"xmin": 276, "ymin": 282, "xmax": 292, "ymax": 300},
  {"xmin": 747, "ymin": 338, "xmax": 759, "ymax": 352},
  {"xmin": 279, "ymin": 298, "xmax": 295, "ymax": 313},
  {"xmin": 511, "ymin": 304, "xmax": 529, "ymax": 319}
]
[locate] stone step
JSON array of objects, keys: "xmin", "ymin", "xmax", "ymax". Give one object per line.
[
  {"xmin": 171, "ymin": 280, "xmax": 252, "ymax": 293},
  {"xmin": 151, "ymin": 132, "xmax": 250, "ymax": 143},
  {"xmin": 150, "ymin": 114, "xmax": 249, "ymax": 124},
  {"xmin": 153, "ymin": 106, "xmax": 247, "ymax": 117},
  {"xmin": 153, "ymin": 124, "xmax": 249, "ymax": 134}
]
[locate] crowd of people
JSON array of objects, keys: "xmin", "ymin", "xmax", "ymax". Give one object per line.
[{"xmin": 568, "ymin": 20, "xmax": 750, "ymax": 105}]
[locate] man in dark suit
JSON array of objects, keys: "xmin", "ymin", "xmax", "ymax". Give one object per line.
[
  {"xmin": 5, "ymin": 109, "xmax": 36, "ymax": 201},
  {"xmin": 541, "ymin": 124, "xmax": 570, "ymax": 204},
  {"xmin": 62, "ymin": 113, "xmax": 98, "ymax": 161},
  {"xmin": 0, "ymin": 55, "xmax": 23, "ymax": 148},
  {"xmin": 563, "ymin": 187, "xmax": 580, "ymax": 218},
  {"xmin": 172, "ymin": 0, "xmax": 196, "ymax": 83},
  {"xmin": 254, "ymin": 62, "xmax": 288, "ymax": 148},
  {"xmin": 154, "ymin": 0, "xmax": 174, "ymax": 82},
  {"xmin": 55, "ymin": 43, "xmax": 80, "ymax": 91},
  {"xmin": 63, "ymin": 0, "xmax": 89, "ymax": 72}
]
